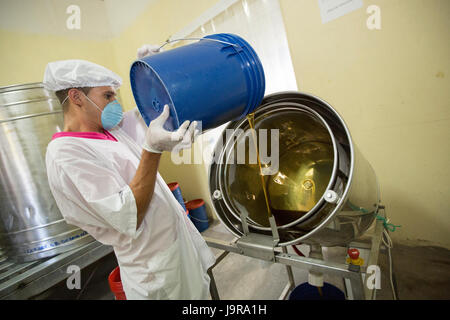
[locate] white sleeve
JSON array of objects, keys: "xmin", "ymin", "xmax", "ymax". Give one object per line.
[
  {"xmin": 47, "ymin": 147, "xmax": 142, "ymax": 240},
  {"xmin": 119, "ymin": 107, "xmax": 148, "ymax": 146}
]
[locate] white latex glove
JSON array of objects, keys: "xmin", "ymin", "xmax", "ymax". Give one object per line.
[
  {"xmin": 143, "ymin": 105, "xmax": 198, "ymax": 153},
  {"xmin": 137, "ymin": 44, "xmax": 162, "ymax": 59}
]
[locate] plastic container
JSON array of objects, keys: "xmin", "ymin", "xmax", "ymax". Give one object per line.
[
  {"xmin": 130, "ymin": 33, "xmax": 265, "ymax": 131},
  {"xmin": 168, "ymin": 182, "xmax": 186, "ymax": 211},
  {"xmin": 108, "ymin": 266, "xmax": 127, "ymax": 300},
  {"xmin": 185, "ymin": 199, "xmax": 209, "ymax": 232},
  {"xmin": 288, "ymin": 282, "xmax": 345, "ymax": 300}
]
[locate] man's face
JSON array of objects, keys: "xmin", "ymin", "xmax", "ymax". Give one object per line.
[
  {"xmin": 82, "ymin": 86, "xmax": 117, "ymax": 127},
  {"xmin": 85, "ymin": 86, "xmax": 117, "ymax": 110}
]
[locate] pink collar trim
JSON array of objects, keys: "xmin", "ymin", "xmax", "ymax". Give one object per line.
[{"xmin": 52, "ymin": 130, "xmax": 118, "ymax": 142}]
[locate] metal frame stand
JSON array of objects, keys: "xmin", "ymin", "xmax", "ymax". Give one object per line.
[
  {"xmin": 0, "ymin": 241, "xmax": 113, "ymax": 300},
  {"xmin": 205, "ymin": 210, "xmax": 386, "ymax": 300}
]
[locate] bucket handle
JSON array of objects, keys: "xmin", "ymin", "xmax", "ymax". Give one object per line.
[{"xmin": 158, "ymin": 37, "xmax": 239, "ymax": 51}]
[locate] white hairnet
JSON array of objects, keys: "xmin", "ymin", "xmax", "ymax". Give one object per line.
[{"xmin": 43, "ymin": 59, "xmax": 122, "ymax": 91}]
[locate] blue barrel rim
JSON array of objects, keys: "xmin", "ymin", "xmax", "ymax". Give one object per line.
[
  {"xmin": 206, "ymin": 33, "xmax": 266, "ymax": 116},
  {"xmin": 216, "ymin": 33, "xmax": 266, "ymax": 114},
  {"xmin": 241, "ymin": 35, "xmax": 266, "ymax": 113},
  {"xmin": 130, "ymin": 60, "xmax": 180, "ymax": 128},
  {"xmin": 243, "ymin": 37, "xmax": 266, "ymax": 113},
  {"xmin": 232, "ymin": 33, "xmax": 265, "ymax": 113},
  {"xmin": 211, "ymin": 34, "xmax": 258, "ymax": 117}
]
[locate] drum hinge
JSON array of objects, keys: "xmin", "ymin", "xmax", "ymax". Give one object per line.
[{"xmin": 236, "ymin": 233, "xmax": 277, "ymax": 261}]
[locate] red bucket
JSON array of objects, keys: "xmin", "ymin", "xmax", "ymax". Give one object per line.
[
  {"xmin": 108, "ymin": 266, "xmax": 127, "ymax": 300},
  {"xmin": 167, "ymin": 182, "xmax": 179, "ymax": 191},
  {"xmin": 185, "ymin": 199, "xmax": 205, "ymax": 210}
]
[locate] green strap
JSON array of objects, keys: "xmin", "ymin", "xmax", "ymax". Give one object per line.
[
  {"xmin": 347, "ymin": 201, "xmax": 401, "ymax": 232},
  {"xmin": 347, "ymin": 201, "xmax": 369, "ymax": 213},
  {"xmin": 376, "ymin": 215, "xmax": 401, "ymax": 232}
]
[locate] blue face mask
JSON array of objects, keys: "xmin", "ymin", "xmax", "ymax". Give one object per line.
[
  {"xmin": 101, "ymin": 100, "xmax": 123, "ymax": 130},
  {"xmin": 84, "ymin": 94, "xmax": 123, "ymax": 130}
]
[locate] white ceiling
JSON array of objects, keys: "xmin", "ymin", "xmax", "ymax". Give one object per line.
[{"xmin": 0, "ymin": 0, "xmax": 158, "ymax": 40}]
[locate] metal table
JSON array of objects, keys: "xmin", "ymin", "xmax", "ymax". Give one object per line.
[
  {"xmin": 0, "ymin": 241, "xmax": 113, "ymax": 300},
  {"xmin": 205, "ymin": 215, "xmax": 386, "ymax": 300},
  {"xmin": 0, "ymin": 219, "xmax": 385, "ymax": 300}
]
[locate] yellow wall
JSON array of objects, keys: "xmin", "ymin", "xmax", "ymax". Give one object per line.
[
  {"xmin": 110, "ymin": 0, "xmax": 216, "ymax": 111},
  {"xmin": 279, "ymin": 0, "xmax": 450, "ymax": 248},
  {"xmin": 0, "ymin": 29, "xmax": 117, "ymax": 87},
  {"xmin": 1, "ymin": 0, "xmax": 449, "ymax": 248},
  {"xmin": 112, "ymin": 0, "xmax": 450, "ymax": 248}
]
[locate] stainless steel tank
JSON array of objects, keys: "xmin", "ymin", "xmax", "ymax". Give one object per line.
[
  {"xmin": 209, "ymin": 92, "xmax": 380, "ymax": 247},
  {"xmin": 0, "ymin": 241, "xmax": 7, "ymax": 263},
  {"xmin": 0, "ymin": 83, "xmax": 94, "ymax": 262}
]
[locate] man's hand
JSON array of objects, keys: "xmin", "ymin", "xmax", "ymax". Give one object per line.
[
  {"xmin": 142, "ymin": 105, "xmax": 197, "ymax": 153},
  {"xmin": 137, "ymin": 44, "xmax": 162, "ymax": 59}
]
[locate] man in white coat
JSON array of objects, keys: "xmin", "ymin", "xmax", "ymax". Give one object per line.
[{"xmin": 44, "ymin": 51, "xmax": 216, "ymax": 299}]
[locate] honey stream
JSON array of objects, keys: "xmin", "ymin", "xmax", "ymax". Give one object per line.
[
  {"xmin": 247, "ymin": 113, "xmax": 323, "ymax": 298},
  {"xmin": 246, "ymin": 113, "xmax": 272, "ymax": 219}
]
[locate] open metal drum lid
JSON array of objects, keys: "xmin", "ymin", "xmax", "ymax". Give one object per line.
[{"xmin": 209, "ymin": 91, "xmax": 379, "ymax": 247}]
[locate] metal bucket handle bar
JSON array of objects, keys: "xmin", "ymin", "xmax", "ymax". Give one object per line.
[{"xmin": 158, "ymin": 37, "xmax": 239, "ymax": 51}]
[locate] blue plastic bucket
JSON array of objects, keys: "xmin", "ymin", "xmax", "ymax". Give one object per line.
[
  {"xmin": 130, "ymin": 33, "xmax": 265, "ymax": 131},
  {"xmin": 289, "ymin": 283, "xmax": 345, "ymax": 300},
  {"xmin": 185, "ymin": 199, "xmax": 209, "ymax": 232},
  {"xmin": 168, "ymin": 182, "xmax": 186, "ymax": 211}
]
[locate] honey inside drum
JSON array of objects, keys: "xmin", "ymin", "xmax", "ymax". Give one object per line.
[{"xmin": 224, "ymin": 110, "xmax": 334, "ymax": 228}]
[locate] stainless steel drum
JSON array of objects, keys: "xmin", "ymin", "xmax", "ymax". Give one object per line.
[
  {"xmin": 209, "ymin": 92, "xmax": 380, "ymax": 247},
  {"xmin": 0, "ymin": 241, "xmax": 7, "ymax": 263},
  {"xmin": 0, "ymin": 83, "xmax": 94, "ymax": 262}
]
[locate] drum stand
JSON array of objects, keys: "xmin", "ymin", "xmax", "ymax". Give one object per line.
[{"xmin": 204, "ymin": 209, "xmax": 386, "ymax": 300}]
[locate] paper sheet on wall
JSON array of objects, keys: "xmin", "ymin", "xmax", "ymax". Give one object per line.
[{"xmin": 318, "ymin": 0, "xmax": 363, "ymax": 24}]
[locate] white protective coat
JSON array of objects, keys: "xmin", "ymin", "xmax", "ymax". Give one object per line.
[{"xmin": 45, "ymin": 108, "xmax": 216, "ymax": 299}]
